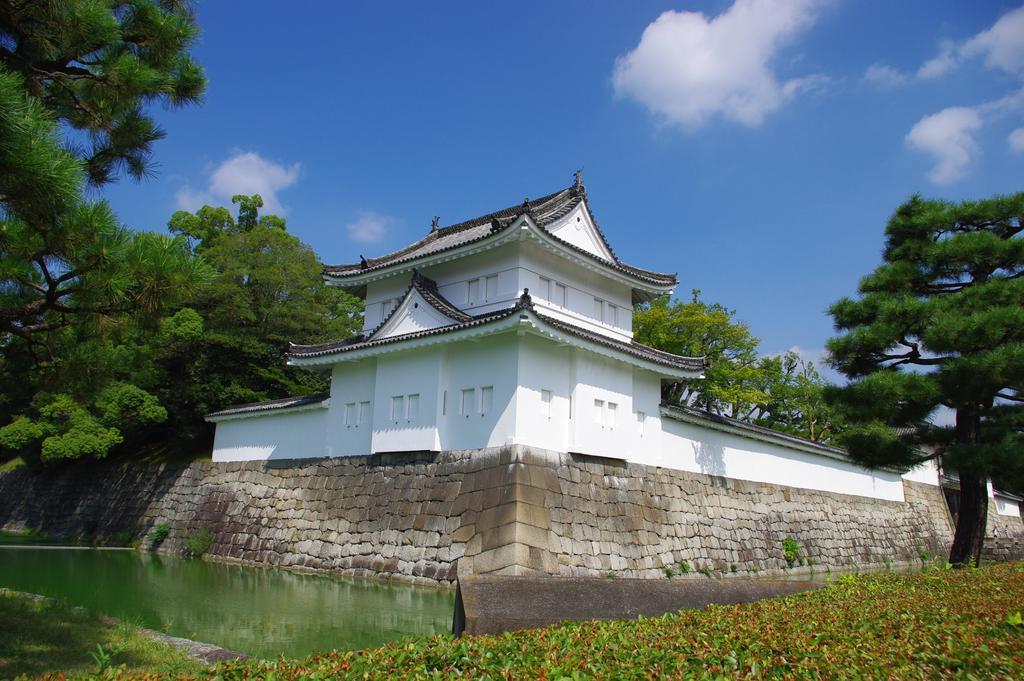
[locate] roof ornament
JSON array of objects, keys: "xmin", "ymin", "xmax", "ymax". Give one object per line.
[
  {"xmin": 517, "ymin": 288, "xmax": 533, "ymax": 309},
  {"xmin": 490, "ymin": 217, "xmax": 502, "ymax": 232},
  {"xmin": 431, "ymin": 216, "xmax": 440, "ymax": 232},
  {"xmin": 359, "ymin": 255, "xmax": 369, "ymax": 270},
  {"xmin": 573, "ymin": 168, "xmax": 586, "ymax": 196}
]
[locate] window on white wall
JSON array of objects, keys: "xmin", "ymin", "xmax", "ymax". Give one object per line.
[
  {"xmin": 593, "ymin": 298, "xmax": 604, "ymax": 320},
  {"xmin": 460, "ymin": 388, "xmax": 475, "ymax": 416},
  {"xmin": 554, "ymin": 282, "xmax": 567, "ymax": 307},
  {"xmin": 344, "ymin": 402, "xmax": 356, "ymax": 426},
  {"xmin": 539, "ymin": 276, "xmax": 551, "ymax": 301},
  {"xmin": 390, "ymin": 395, "xmax": 405, "ymax": 422},
  {"xmin": 636, "ymin": 411, "xmax": 646, "ymax": 436},
  {"xmin": 607, "ymin": 402, "xmax": 618, "ymax": 428},
  {"xmin": 541, "ymin": 389, "xmax": 553, "ymax": 418},
  {"xmin": 358, "ymin": 401, "xmax": 371, "ymax": 425},
  {"xmin": 406, "ymin": 394, "xmax": 419, "ymax": 420},
  {"xmin": 605, "ymin": 304, "xmax": 618, "ymax": 326},
  {"xmin": 593, "ymin": 399, "xmax": 604, "ymax": 424},
  {"xmin": 485, "ymin": 275, "xmax": 498, "ymax": 300},
  {"xmin": 480, "ymin": 386, "xmax": 493, "ymax": 415},
  {"xmin": 468, "ymin": 278, "xmax": 480, "ymax": 303}
]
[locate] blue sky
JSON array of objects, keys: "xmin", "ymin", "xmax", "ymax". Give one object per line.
[{"xmin": 101, "ymin": 0, "xmax": 1024, "ymax": 367}]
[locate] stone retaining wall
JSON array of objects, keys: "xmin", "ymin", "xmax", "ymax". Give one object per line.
[{"xmin": 0, "ymin": 445, "xmax": 1013, "ymax": 583}]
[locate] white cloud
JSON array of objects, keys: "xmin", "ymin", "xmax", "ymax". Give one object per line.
[
  {"xmin": 345, "ymin": 211, "xmax": 395, "ymax": 244},
  {"xmin": 905, "ymin": 106, "xmax": 983, "ymax": 185},
  {"xmin": 916, "ymin": 44, "xmax": 959, "ymax": 79},
  {"xmin": 175, "ymin": 151, "xmax": 300, "ymax": 215},
  {"xmin": 1010, "ymin": 127, "xmax": 1024, "ymax": 152},
  {"xmin": 611, "ymin": 0, "xmax": 826, "ymax": 129},
  {"xmin": 961, "ymin": 5, "xmax": 1024, "ymax": 75},
  {"xmin": 913, "ymin": 6, "xmax": 1024, "ymax": 80},
  {"xmin": 868, "ymin": 7, "xmax": 1024, "ymax": 88},
  {"xmin": 863, "ymin": 63, "xmax": 908, "ymax": 88}
]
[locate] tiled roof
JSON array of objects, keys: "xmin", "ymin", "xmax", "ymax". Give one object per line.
[
  {"xmin": 289, "ymin": 307, "xmax": 521, "ymax": 359},
  {"xmin": 534, "ymin": 311, "xmax": 704, "ymax": 372},
  {"xmin": 289, "ymin": 293, "xmax": 704, "ymax": 373},
  {"xmin": 323, "ymin": 181, "xmax": 677, "ymax": 287},
  {"xmin": 205, "ymin": 393, "xmax": 329, "ymax": 419},
  {"xmin": 660, "ymin": 403, "xmax": 846, "ymax": 456}
]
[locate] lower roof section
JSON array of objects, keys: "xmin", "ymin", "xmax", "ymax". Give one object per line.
[
  {"xmin": 288, "ymin": 293, "xmax": 704, "ymax": 378},
  {"xmin": 205, "ymin": 393, "xmax": 329, "ymax": 423}
]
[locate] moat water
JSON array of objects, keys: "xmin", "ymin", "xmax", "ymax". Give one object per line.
[{"xmin": 0, "ymin": 547, "xmax": 454, "ymax": 658}]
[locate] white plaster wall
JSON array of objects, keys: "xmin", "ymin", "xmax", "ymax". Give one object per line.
[
  {"xmin": 656, "ymin": 417, "xmax": 907, "ymax": 501},
  {"xmin": 569, "ymin": 351, "xmax": 638, "ymax": 459},
  {"xmin": 545, "ymin": 202, "xmax": 614, "ymax": 262},
  {"xmin": 211, "ymin": 408, "xmax": 327, "ymax": 462},
  {"xmin": 513, "ymin": 335, "xmax": 572, "ymax": 452},
  {"xmin": 902, "ymin": 458, "xmax": 942, "ymax": 486},
  {"xmin": 363, "ymin": 276, "xmax": 412, "ymax": 332},
  {"xmin": 371, "ymin": 348, "xmax": 442, "ymax": 452},
  {"xmin": 426, "ymin": 246, "xmax": 521, "ymax": 318},
  {"xmin": 994, "ymin": 495, "xmax": 1021, "ymax": 517},
  {"xmin": 517, "ymin": 247, "xmax": 634, "ymax": 341},
  {"xmin": 326, "ymin": 359, "xmax": 376, "ymax": 456},
  {"xmin": 357, "ymin": 241, "xmax": 636, "ymax": 341},
  {"xmin": 437, "ymin": 333, "xmax": 519, "ymax": 450}
]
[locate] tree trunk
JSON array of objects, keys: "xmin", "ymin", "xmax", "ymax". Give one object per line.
[
  {"xmin": 948, "ymin": 406, "xmax": 989, "ymax": 567},
  {"xmin": 948, "ymin": 472, "xmax": 988, "ymax": 566}
]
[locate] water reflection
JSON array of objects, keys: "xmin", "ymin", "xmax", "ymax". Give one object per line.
[{"xmin": 0, "ymin": 548, "xmax": 453, "ymax": 658}]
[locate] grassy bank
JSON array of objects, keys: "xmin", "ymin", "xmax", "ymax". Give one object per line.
[
  {"xmin": 0, "ymin": 591, "xmax": 202, "ymax": 679},
  {"xmin": 206, "ymin": 562, "xmax": 1021, "ymax": 680}
]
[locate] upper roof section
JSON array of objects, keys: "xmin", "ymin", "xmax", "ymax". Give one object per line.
[{"xmin": 323, "ymin": 176, "xmax": 678, "ymax": 300}]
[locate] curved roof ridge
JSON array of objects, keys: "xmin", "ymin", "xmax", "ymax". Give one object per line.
[{"xmin": 323, "ymin": 180, "xmax": 678, "ymax": 290}]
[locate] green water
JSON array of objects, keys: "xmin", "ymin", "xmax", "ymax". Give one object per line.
[{"xmin": 0, "ymin": 547, "xmax": 454, "ymax": 658}]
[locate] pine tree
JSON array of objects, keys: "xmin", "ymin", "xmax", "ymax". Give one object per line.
[
  {"xmin": 0, "ymin": 1, "xmax": 208, "ymax": 352},
  {"xmin": 826, "ymin": 193, "xmax": 1024, "ymax": 566}
]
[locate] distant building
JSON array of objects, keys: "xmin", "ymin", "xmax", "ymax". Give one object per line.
[{"xmin": 205, "ymin": 177, "xmax": 1017, "ymax": 512}]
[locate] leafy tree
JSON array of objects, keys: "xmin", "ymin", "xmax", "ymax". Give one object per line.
[
  {"xmin": 826, "ymin": 193, "xmax": 1024, "ymax": 566},
  {"xmin": 0, "ymin": 1, "xmax": 208, "ymax": 350},
  {"xmin": 634, "ymin": 291, "xmax": 768, "ymax": 414},
  {"xmin": 0, "ymin": 0, "xmax": 205, "ymax": 186},
  {"xmin": 156, "ymin": 197, "xmax": 363, "ymax": 448},
  {"xmin": 751, "ymin": 352, "xmax": 843, "ymax": 444}
]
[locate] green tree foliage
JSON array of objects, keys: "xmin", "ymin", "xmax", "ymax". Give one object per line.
[
  {"xmin": 748, "ymin": 352, "xmax": 843, "ymax": 444},
  {"xmin": 157, "ymin": 197, "xmax": 363, "ymax": 448},
  {"xmin": 0, "ymin": 384, "xmax": 167, "ymax": 462},
  {"xmin": 0, "ymin": 0, "xmax": 205, "ymax": 186},
  {"xmin": 634, "ymin": 291, "xmax": 767, "ymax": 412},
  {"xmin": 826, "ymin": 193, "xmax": 1024, "ymax": 566},
  {"xmin": 635, "ymin": 294, "xmax": 842, "ymax": 444},
  {"xmin": 0, "ymin": 1, "xmax": 209, "ymax": 349}
]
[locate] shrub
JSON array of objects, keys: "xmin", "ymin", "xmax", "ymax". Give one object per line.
[
  {"xmin": 730, "ymin": 563, "xmax": 738, "ymax": 574},
  {"xmin": 183, "ymin": 527, "xmax": 213, "ymax": 558},
  {"xmin": 699, "ymin": 566, "xmax": 713, "ymax": 577},
  {"xmin": 147, "ymin": 522, "xmax": 170, "ymax": 548},
  {"xmin": 782, "ymin": 537, "xmax": 801, "ymax": 568},
  {"xmin": 679, "ymin": 560, "xmax": 691, "ymax": 574},
  {"xmin": 211, "ymin": 563, "xmax": 1024, "ymax": 680}
]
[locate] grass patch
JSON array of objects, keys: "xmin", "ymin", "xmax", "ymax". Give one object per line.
[
  {"xmin": 0, "ymin": 591, "xmax": 202, "ymax": 678},
  {"xmin": 200, "ymin": 561, "xmax": 1024, "ymax": 680},
  {"xmin": 0, "ymin": 456, "xmax": 25, "ymax": 473}
]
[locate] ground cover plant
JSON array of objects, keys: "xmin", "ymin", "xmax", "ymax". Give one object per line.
[
  {"xmin": 121, "ymin": 561, "xmax": 1023, "ymax": 680},
  {"xmin": 0, "ymin": 590, "xmax": 201, "ymax": 678}
]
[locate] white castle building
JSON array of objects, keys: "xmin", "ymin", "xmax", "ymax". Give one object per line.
[{"xmin": 206, "ymin": 176, "xmax": 1021, "ymax": 517}]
